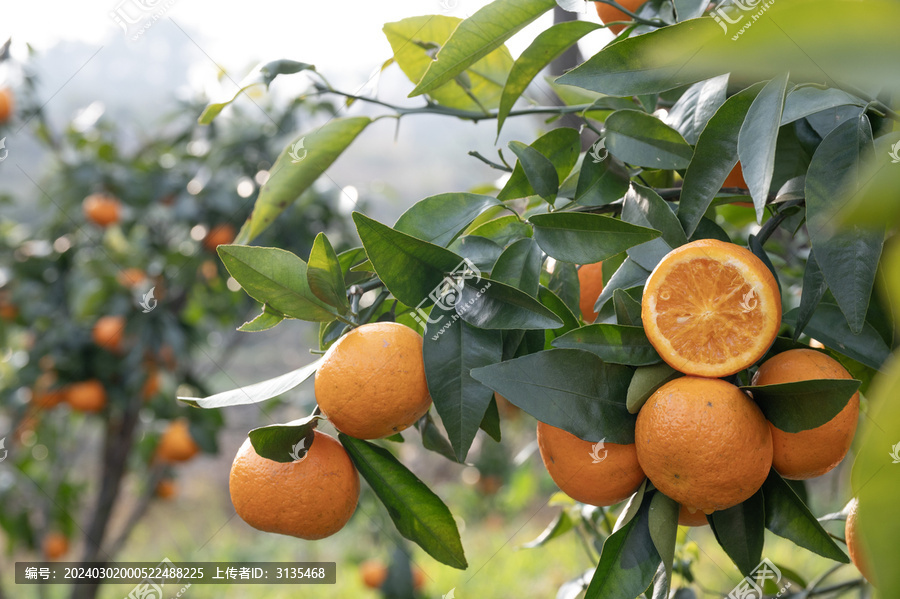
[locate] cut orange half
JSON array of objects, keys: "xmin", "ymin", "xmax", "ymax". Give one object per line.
[{"xmin": 641, "ymin": 239, "xmax": 781, "ymax": 377}]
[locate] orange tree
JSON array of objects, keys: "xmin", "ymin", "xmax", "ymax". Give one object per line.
[
  {"xmin": 0, "ymin": 52, "xmax": 352, "ymax": 599},
  {"xmin": 185, "ymin": 1, "xmax": 898, "ymax": 597}
]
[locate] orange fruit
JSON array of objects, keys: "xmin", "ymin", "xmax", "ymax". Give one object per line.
[
  {"xmin": 578, "ymin": 262, "xmax": 604, "ymax": 323},
  {"xmin": 635, "ymin": 377, "xmax": 772, "ymax": 513},
  {"xmin": 412, "ymin": 567, "xmax": 426, "ymax": 590},
  {"xmin": 142, "ymin": 367, "xmax": 161, "ymax": 400},
  {"xmin": 360, "ymin": 560, "xmax": 388, "ymax": 589},
  {"xmin": 67, "ymin": 380, "xmax": 107, "ymax": 413},
  {"xmin": 116, "ymin": 268, "xmax": 147, "ymax": 288},
  {"xmin": 753, "ymin": 349, "xmax": 859, "ymax": 480},
  {"xmin": 315, "ymin": 322, "xmax": 432, "ymax": 439},
  {"xmin": 0, "ymin": 87, "xmax": 13, "ymax": 123},
  {"xmin": 0, "ymin": 302, "xmax": 17, "ymax": 321},
  {"xmin": 845, "ymin": 498, "xmax": 873, "ymax": 583},
  {"xmin": 724, "ymin": 163, "xmax": 754, "ymax": 207},
  {"xmin": 33, "ymin": 388, "xmax": 67, "ymax": 409},
  {"xmin": 678, "ymin": 504, "xmax": 710, "ymax": 527},
  {"xmin": 203, "ymin": 224, "xmax": 235, "ymax": 251},
  {"xmin": 42, "ymin": 532, "xmax": 68, "ymax": 560},
  {"xmin": 92, "ymin": 315, "xmax": 125, "ymax": 352},
  {"xmin": 155, "ymin": 479, "xmax": 177, "ymax": 500},
  {"xmin": 82, "ymin": 193, "xmax": 122, "ymax": 227},
  {"xmin": 477, "ymin": 474, "xmax": 502, "ymax": 496},
  {"xmin": 641, "ymin": 239, "xmax": 781, "ymax": 377},
  {"xmin": 229, "ymin": 431, "xmax": 359, "ymax": 539},
  {"xmin": 594, "ymin": 0, "xmax": 646, "ymax": 34},
  {"xmin": 155, "ymin": 419, "xmax": 200, "ymax": 463},
  {"xmin": 494, "ymin": 392, "xmax": 521, "ymax": 419},
  {"xmin": 537, "ymin": 421, "xmax": 646, "ymax": 506}
]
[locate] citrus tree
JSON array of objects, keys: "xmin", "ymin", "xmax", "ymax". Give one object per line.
[
  {"xmin": 188, "ymin": 1, "xmax": 900, "ymax": 597},
  {"xmin": 0, "ymin": 50, "xmax": 353, "ymax": 599}
]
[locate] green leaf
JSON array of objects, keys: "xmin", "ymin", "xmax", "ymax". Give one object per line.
[
  {"xmin": 217, "ymin": 245, "xmax": 336, "ymax": 321},
  {"xmin": 479, "ymin": 396, "xmax": 502, "ymax": 442},
  {"xmin": 792, "ymin": 250, "xmax": 827, "ymax": 341},
  {"xmin": 613, "ymin": 289, "xmax": 643, "ymax": 327},
  {"xmin": 784, "ymin": 304, "xmax": 890, "ymax": 370},
  {"xmin": 585, "ymin": 497, "xmax": 660, "ymax": 599},
  {"xmin": 491, "ymin": 238, "xmax": 542, "ymax": 296},
  {"xmin": 665, "ymin": 75, "xmax": 729, "ymax": 145},
  {"xmin": 677, "ymin": 83, "xmax": 763, "ymax": 237},
  {"xmin": 781, "ymin": 87, "xmax": 866, "ymax": 125},
  {"xmin": 742, "ymin": 379, "xmax": 860, "ymax": 433},
  {"xmin": 409, "ymin": 0, "xmax": 556, "ymax": 97},
  {"xmin": 468, "ymin": 215, "xmax": 532, "ymax": 247},
  {"xmin": 500, "ymin": 128, "xmax": 581, "ymax": 201},
  {"xmin": 450, "ymin": 235, "xmax": 504, "ymax": 273},
  {"xmin": 415, "ymin": 412, "xmax": 459, "ymax": 462},
  {"xmin": 455, "ymin": 276, "xmax": 563, "ymax": 330},
  {"xmin": 307, "ymin": 233, "xmax": 349, "ymax": 312},
  {"xmin": 497, "ymin": 20, "xmax": 601, "ymax": 134},
  {"xmin": 236, "ymin": 117, "xmax": 370, "ymax": 243},
  {"xmin": 806, "ymin": 116, "xmax": 884, "ymax": 334},
  {"xmin": 248, "ymin": 416, "xmax": 320, "ymax": 463},
  {"xmin": 553, "ymin": 324, "xmax": 661, "ymax": 366},
  {"xmin": 762, "ymin": 470, "xmax": 850, "ymax": 562},
  {"xmin": 237, "ymin": 304, "xmax": 285, "ymax": 332},
  {"xmin": 626, "ymin": 363, "xmax": 681, "ymax": 414},
  {"xmin": 339, "ymin": 435, "xmax": 467, "ymax": 569},
  {"xmin": 394, "ymin": 193, "xmax": 501, "ymax": 247},
  {"xmin": 594, "ymin": 258, "xmax": 650, "ymax": 314},
  {"xmin": 548, "ymin": 260, "xmax": 581, "ymax": 317},
  {"xmin": 708, "ymin": 490, "xmax": 765, "ymax": 576},
  {"xmin": 470, "ymin": 348, "xmax": 635, "ymax": 443},
  {"xmin": 648, "ymin": 492, "xmax": 679, "ymax": 594},
  {"xmin": 353, "ymin": 212, "xmax": 464, "ymax": 308},
  {"xmin": 557, "ymin": 19, "xmax": 719, "ymax": 96},
  {"xmin": 738, "ymin": 74, "xmax": 789, "ymax": 221},
  {"xmin": 179, "ymin": 359, "xmax": 320, "ymax": 408},
  {"xmin": 508, "ymin": 141, "xmax": 559, "ymax": 203},
  {"xmin": 199, "ymin": 60, "xmax": 314, "ymax": 124},
  {"xmin": 604, "ymin": 110, "xmax": 694, "ymax": 170},
  {"xmin": 620, "ymin": 184, "xmax": 685, "ymax": 271},
  {"xmin": 574, "ymin": 154, "xmax": 631, "ymax": 208},
  {"xmin": 423, "ymin": 306, "xmax": 503, "ymax": 462},
  {"xmin": 538, "ymin": 286, "xmax": 581, "ymax": 337},
  {"xmin": 530, "ymin": 213, "xmax": 661, "ymax": 264},
  {"xmin": 521, "ymin": 510, "xmax": 574, "ymax": 549}
]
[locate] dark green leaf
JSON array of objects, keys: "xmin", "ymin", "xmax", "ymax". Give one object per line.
[
  {"xmin": 594, "ymin": 258, "xmax": 650, "ymax": 314},
  {"xmin": 415, "ymin": 412, "xmax": 459, "ymax": 462},
  {"xmin": 626, "ymin": 363, "xmax": 681, "ymax": 414},
  {"xmin": 307, "ymin": 233, "xmax": 349, "ymax": 312},
  {"xmin": 449, "ymin": 235, "xmax": 504, "ymax": 273},
  {"xmin": 530, "ymin": 212, "xmax": 661, "ymax": 264},
  {"xmin": 673, "ymin": 0, "xmax": 707, "ymax": 20},
  {"xmin": 500, "ymin": 128, "xmax": 581, "ymax": 201},
  {"xmin": 616, "ymin": 480, "xmax": 649, "ymax": 531},
  {"xmin": 553, "ymin": 324, "xmax": 661, "ymax": 366},
  {"xmin": 781, "ymin": 87, "xmax": 866, "ymax": 125},
  {"xmin": 574, "ymin": 154, "xmax": 631, "ymax": 208},
  {"xmin": 604, "ymin": 110, "xmax": 693, "ymax": 170},
  {"xmin": 394, "ymin": 193, "xmax": 501, "ymax": 247},
  {"xmin": 479, "ymin": 395, "xmax": 502, "ymax": 442},
  {"xmin": 248, "ymin": 416, "xmax": 320, "ymax": 463},
  {"xmin": 179, "ymin": 359, "xmax": 320, "ymax": 408},
  {"xmin": 508, "ymin": 141, "xmax": 559, "ymax": 203},
  {"xmin": 622, "ymin": 184, "xmax": 687, "ymax": 249},
  {"xmin": 762, "ymin": 470, "xmax": 850, "ymax": 562},
  {"xmin": 217, "ymin": 245, "xmax": 336, "ymax": 322},
  {"xmin": 455, "ymin": 276, "xmax": 563, "ymax": 330},
  {"xmin": 784, "ymin": 304, "xmax": 890, "ymax": 370},
  {"xmin": 521, "ymin": 510, "xmax": 575, "ymax": 549},
  {"xmin": 665, "ymin": 75, "xmax": 729, "ymax": 145},
  {"xmin": 491, "ymin": 238, "xmax": 542, "ymax": 296},
  {"xmin": 548, "ymin": 261, "xmax": 580, "ymax": 317},
  {"xmin": 708, "ymin": 491, "xmax": 765, "ymax": 576},
  {"xmin": 613, "ymin": 289, "xmax": 643, "ymax": 326},
  {"xmin": 538, "ymin": 285, "xmax": 581, "ymax": 337},
  {"xmin": 238, "ymin": 304, "xmax": 285, "ymax": 332},
  {"xmin": 468, "ymin": 215, "xmax": 532, "ymax": 247},
  {"xmin": 470, "ymin": 349, "xmax": 635, "ymax": 443},
  {"xmin": 648, "ymin": 492, "xmax": 679, "ymax": 593},
  {"xmin": 742, "ymin": 379, "xmax": 859, "ymax": 433}
]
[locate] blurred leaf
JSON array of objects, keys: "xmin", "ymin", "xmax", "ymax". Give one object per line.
[
  {"xmin": 626, "ymin": 363, "xmax": 681, "ymax": 414},
  {"xmin": 248, "ymin": 416, "xmax": 320, "ymax": 463},
  {"xmin": 553, "ymin": 324, "xmax": 661, "ymax": 366},
  {"xmin": 762, "ymin": 470, "xmax": 850, "ymax": 562},
  {"xmin": 673, "ymin": 0, "xmax": 706, "ymax": 21},
  {"xmin": 179, "ymin": 359, "xmax": 320, "ymax": 408},
  {"xmin": 531, "ymin": 213, "xmax": 661, "ymax": 264},
  {"xmin": 237, "ymin": 304, "xmax": 285, "ymax": 332},
  {"xmin": 491, "ymin": 238, "xmax": 542, "ymax": 296},
  {"xmin": 217, "ymin": 245, "xmax": 336, "ymax": 321},
  {"xmin": 574, "ymin": 154, "xmax": 631, "ymax": 208},
  {"xmin": 415, "ymin": 412, "xmax": 459, "ymax": 462},
  {"xmin": 522, "ymin": 510, "xmax": 574, "ymax": 549},
  {"xmin": 409, "ymin": 0, "xmax": 556, "ymax": 97},
  {"xmin": 497, "ymin": 20, "xmax": 600, "ymax": 134},
  {"xmin": 199, "ymin": 60, "xmax": 314, "ymax": 124},
  {"xmin": 456, "ymin": 276, "xmax": 564, "ymax": 330},
  {"xmin": 604, "ymin": 110, "xmax": 693, "ymax": 170},
  {"xmin": 648, "ymin": 492, "xmax": 679, "ymax": 594},
  {"xmin": 236, "ymin": 117, "xmax": 370, "ymax": 243},
  {"xmin": 781, "ymin": 87, "xmax": 866, "ymax": 125},
  {"xmin": 470, "ymin": 348, "xmax": 635, "ymax": 443},
  {"xmin": 394, "ymin": 193, "xmax": 501, "ymax": 247},
  {"xmin": 508, "ymin": 141, "xmax": 559, "ymax": 203},
  {"xmin": 339, "ymin": 434, "xmax": 468, "ymax": 569},
  {"xmin": 708, "ymin": 490, "xmax": 765, "ymax": 576},
  {"xmin": 742, "ymin": 379, "xmax": 859, "ymax": 433},
  {"xmin": 307, "ymin": 233, "xmax": 349, "ymax": 313},
  {"xmin": 665, "ymin": 75, "xmax": 729, "ymax": 145},
  {"xmin": 500, "ymin": 128, "xmax": 581, "ymax": 201}
]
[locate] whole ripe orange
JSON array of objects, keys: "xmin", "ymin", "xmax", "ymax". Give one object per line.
[
  {"xmin": 92, "ymin": 315, "xmax": 125, "ymax": 352},
  {"xmin": 0, "ymin": 87, "xmax": 14, "ymax": 123},
  {"xmin": 155, "ymin": 419, "xmax": 200, "ymax": 463},
  {"xmin": 116, "ymin": 268, "xmax": 147, "ymax": 288},
  {"xmin": 42, "ymin": 533, "xmax": 68, "ymax": 560},
  {"xmin": 723, "ymin": 163, "xmax": 754, "ymax": 207},
  {"xmin": 641, "ymin": 239, "xmax": 781, "ymax": 378},
  {"xmin": 315, "ymin": 322, "xmax": 432, "ymax": 439},
  {"xmin": 360, "ymin": 560, "xmax": 388, "ymax": 589},
  {"xmin": 845, "ymin": 498, "xmax": 874, "ymax": 583},
  {"xmin": 753, "ymin": 348, "xmax": 859, "ymax": 480},
  {"xmin": 678, "ymin": 504, "xmax": 710, "ymax": 527},
  {"xmin": 537, "ymin": 421, "xmax": 645, "ymax": 506},
  {"xmin": 203, "ymin": 224, "xmax": 235, "ymax": 251},
  {"xmin": 155, "ymin": 479, "xmax": 177, "ymax": 500},
  {"xmin": 67, "ymin": 380, "xmax": 107, "ymax": 413},
  {"xmin": 635, "ymin": 377, "xmax": 772, "ymax": 513},
  {"xmin": 0, "ymin": 302, "xmax": 17, "ymax": 321},
  {"xmin": 494, "ymin": 392, "xmax": 520, "ymax": 419},
  {"xmin": 594, "ymin": 0, "xmax": 646, "ymax": 34},
  {"xmin": 578, "ymin": 262, "xmax": 604, "ymax": 323},
  {"xmin": 82, "ymin": 193, "xmax": 122, "ymax": 227},
  {"xmin": 229, "ymin": 431, "xmax": 359, "ymax": 540}
]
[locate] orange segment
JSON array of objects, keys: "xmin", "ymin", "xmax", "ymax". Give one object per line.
[{"xmin": 642, "ymin": 239, "xmax": 781, "ymax": 377}]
